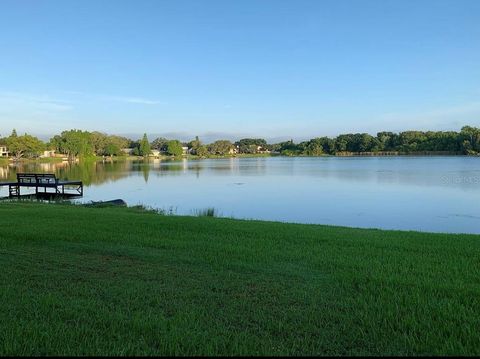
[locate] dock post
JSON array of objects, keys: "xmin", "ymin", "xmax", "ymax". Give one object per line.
[{"xmin": 9, "ymin": 184, "xmax": 20, "ymax": 198}]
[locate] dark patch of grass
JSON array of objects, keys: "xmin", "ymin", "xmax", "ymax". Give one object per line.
[
  {"xmin": 0, "ymin": 196, "xmax": 73, "ymax": 205},
  {"xmin": 0, "ymin": 202, "xmax": 479, "ymax": 356},
  {"xmin": 192, "ymin": 207, "xmax": 218, "ymax": 217}
]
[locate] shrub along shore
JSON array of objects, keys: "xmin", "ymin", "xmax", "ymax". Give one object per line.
[{"xmin": 0, "ymin": 202, "xmax": 479, "ymax": 356}]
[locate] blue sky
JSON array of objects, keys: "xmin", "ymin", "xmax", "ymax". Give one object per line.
[{"xmin": 0, "ymin": 0, "xmax": 479, "ymax": 141}]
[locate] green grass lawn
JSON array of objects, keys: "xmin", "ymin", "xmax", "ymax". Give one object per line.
[{"xmin": 1, "ymin": 202, "xmax": 479, "ymax": 356}]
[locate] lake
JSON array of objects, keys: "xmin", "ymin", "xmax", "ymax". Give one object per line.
[{"xmin": 1, "ymin": 156, "xmax": 479, "ymax": 234}]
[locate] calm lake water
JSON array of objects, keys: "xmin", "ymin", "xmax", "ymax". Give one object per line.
[{"xmin": 1, "ymin": 156, "xmax": 479, "ymax": 234}]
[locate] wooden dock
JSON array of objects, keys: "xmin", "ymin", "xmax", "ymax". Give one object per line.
[{"xmin": 0, "ymin": 173, "xmax": 83, "ymax": 199}]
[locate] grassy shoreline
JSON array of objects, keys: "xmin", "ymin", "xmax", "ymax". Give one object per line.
[{"xmin": 1, "ymin": 202, "xmax": 479, "ymax": 355}]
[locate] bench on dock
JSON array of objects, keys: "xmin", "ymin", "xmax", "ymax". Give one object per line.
[{"xmin": 0, "ymin": 173, "xmax": 83, "ymax": 198}]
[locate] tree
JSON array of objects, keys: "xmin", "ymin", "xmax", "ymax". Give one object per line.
[
  {"xmin": 377, "ymin": 132, "xmax": 398, "ymax": 151},
  {"xmin": 302, "ymin": 139, "xmax": 324, "ymax": 156},
  {"xmin": 460, "ymin": 126, "xmax": 480, "ymax": 154},
  {"xmin": 335, "ymin": 137, "xmax": 348, "ymax": 152},
  {"xmin": 50, "ymin": 130, "xmax": 94, "ymax": 160},
  {"xmin": 90, "ymin": 131, "xmax": 108, "ymax": 155},
  {"xmin": 397, "ymin": 131, "xmax": 427, "ymax": 153},
  {"xmin": 132, "ymin": 147, "xmax": 140, "ymax": 156},
  {"xmin": 196, "ymin": 145, "xmax": 208, "ymax": 157},
  {"xmin": 6, "ymin": 133, "xmax": 45, "ymax": 160},
  {"xmin": 188, "ymin": 136, "xmax": 202, "ymax": 154},
  {"xmin": 166, "ymin": 140, "xmax": 183, "ymax": 157},
  {"xmin": 357, "ymin": 133, "xmax": 379, "ymax": 152},
  {"xmin": 207, "ymin": 140, "xmax": 234, "ymax": 155},
  {"xmin": 103, "ymin": 142, "xmax": 121, "ymax": 156},
  {"xmin": 235, "ymin": 138, "xmax": 267, "ymax": 154},
  {"xmin": 276, "ymin": 140, "xmax": 300, "ymax": 156},
  {"xmin": 138, "ymin": 133, "xmax": 151, "ymax": 157},
  {"xmin": 107, "ymin": 135, "xmax": 130, "ymax": 156},
  {"xmin": 151, "ymin": 137, "xmax": 169, "ymax": 152},
  {"xmin": 92, "ymin": 134, "xmax": 130, "ymax": 157},
  {"xmin": 300, "ymin": 137, "xmax": 335, "ymax": 155}
]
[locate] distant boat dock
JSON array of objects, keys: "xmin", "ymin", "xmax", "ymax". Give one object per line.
[{"xmin": 0, "ymin": 173, "xmax": 83, "ymax": 199}]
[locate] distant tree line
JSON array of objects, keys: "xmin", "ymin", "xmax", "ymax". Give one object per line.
[
  {"xmin": 278, "ymin": 126, "xmax": 480, "ymax": 156},
  {"xmin": 0, "ymin": 126, "xmax": 479, "ymax": 160}
]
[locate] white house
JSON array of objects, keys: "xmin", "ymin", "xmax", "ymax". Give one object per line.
[
  {"xmin": 182, "ymin": 146, "xmax": 190, "ymax": 155},
  {"xmin": 0, "ymin": 146, "xmax": 8, "ymax": 157},
  {"xmin": 40, "ymin": 150, "xmax": 56, "ymax": 158},
  {"xmin": 257, "ymin": 145, "xmax": 270, "ymax": 154},
  {"xmin": 150, "ymin": 150, "xmax": 161, "ymax": 158},
  {"xmin": 122, "ymin": 148, "xmax": 134, "ymax": 155}
]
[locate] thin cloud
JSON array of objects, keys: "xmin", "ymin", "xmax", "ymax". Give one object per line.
[
  {"xmin": 0, "ymin": 91, "xmax": 73, "ymax": 112},
  {"xmin": 115, "ymin": 97, "xmax": 163, "ymax": 105},
  {"xmin": 63, "ymin": 91, "xmax": 164, "ymax": 105}
]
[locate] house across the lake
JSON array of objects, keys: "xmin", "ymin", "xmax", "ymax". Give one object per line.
[
  {"xmin": 257, "ymin": 145, "xmax": 271, "ymax": 154},
  {"xmin": 122, "ymin": 148, "xmax": 134, "ymax": 155},
  {"xmin": 150, "ymin": 150, "xmax": 161, "ymax": 158},
  {"xmin": 0, "ymin": 146, "xmax": 8, "ymax": 157},
  {"xmin": 40, "ymin": 150, "xmax": 56, "ymax": 158}
]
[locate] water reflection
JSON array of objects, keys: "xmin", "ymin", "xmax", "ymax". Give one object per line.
[{"xmin": 1, "ymin": 157, "xmax": 479, "ymax": 190}]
